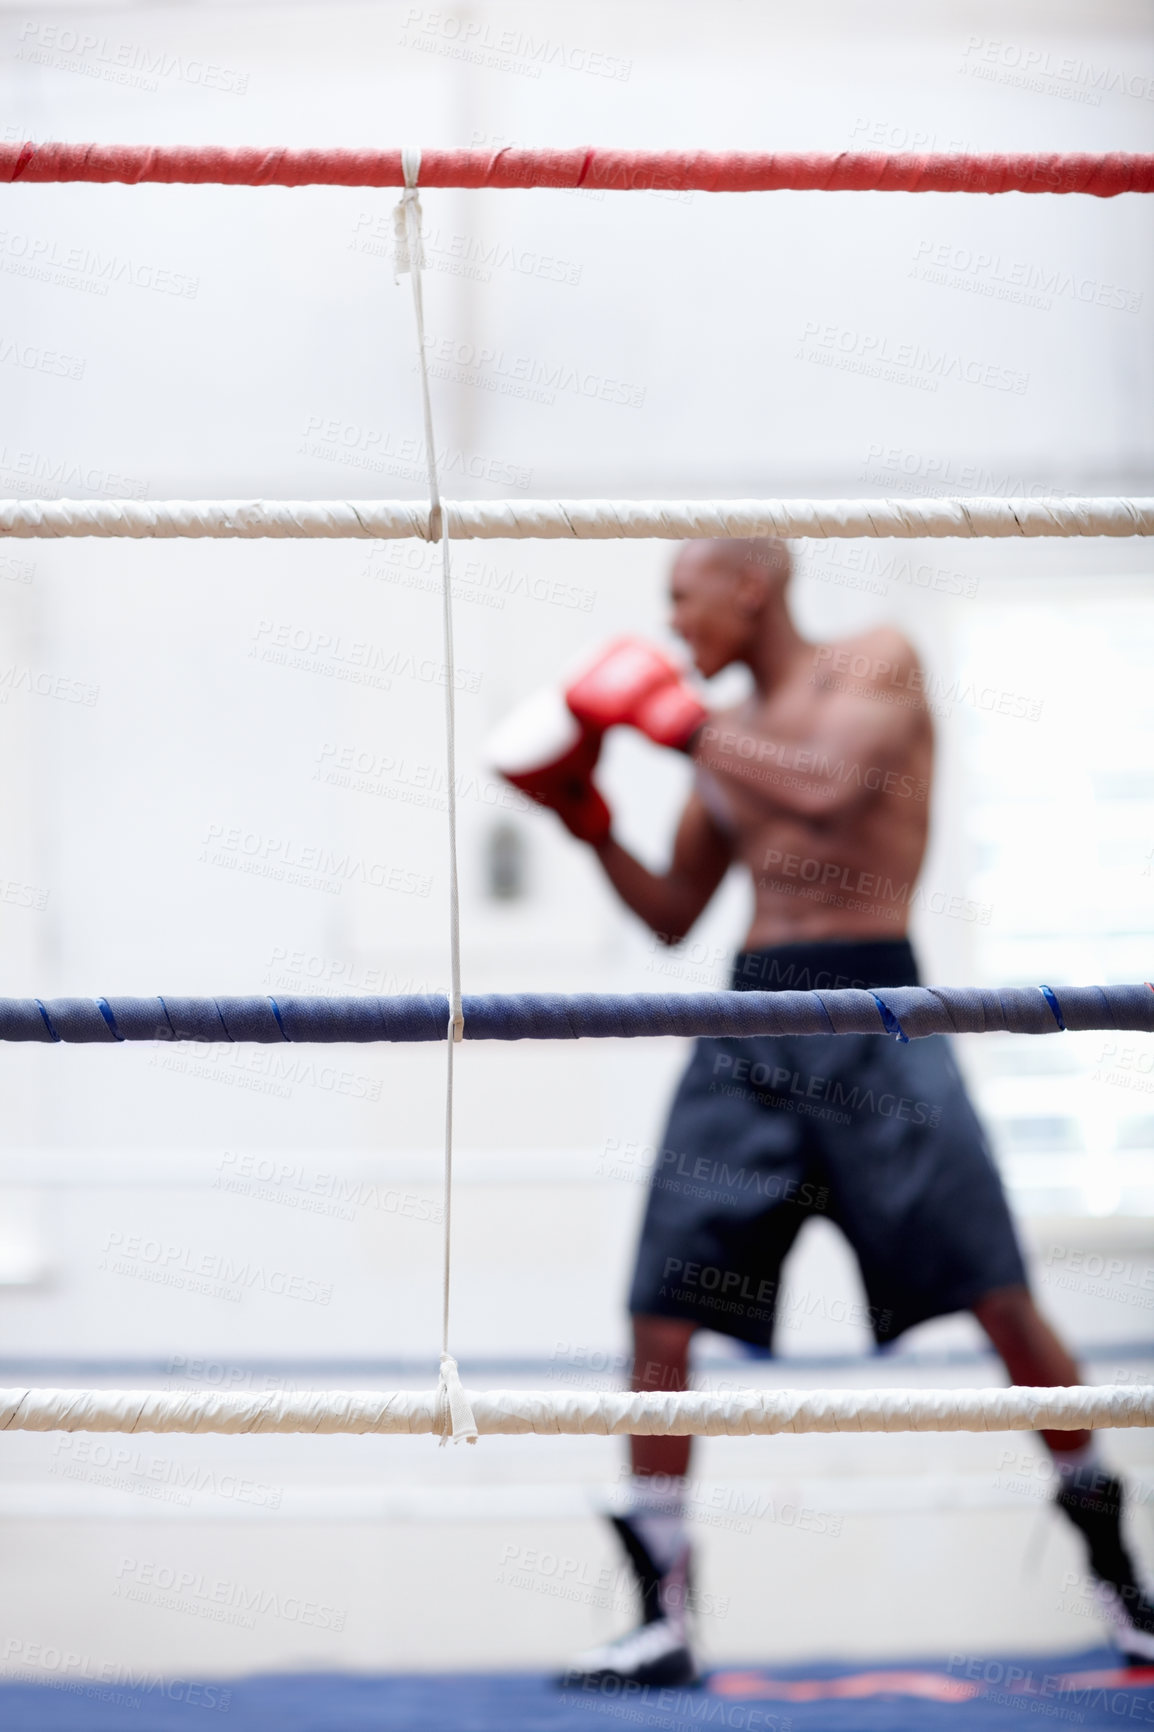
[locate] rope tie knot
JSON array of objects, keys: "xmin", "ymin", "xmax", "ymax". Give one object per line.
[
  {"xmin": 393, "ymin": 146, "xmax": 425, "ymax": 280},
  {"xmin": 437, "ymin": 1353, "xmax": 478, "ymax": 1445}
]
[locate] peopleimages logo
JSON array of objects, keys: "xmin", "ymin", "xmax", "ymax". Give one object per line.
[
  {"xmin": 399, "ymin": 9, "xmax": 632, "ymax": 82},
  {"xmin": 249, "ymin": 618, "xmax": 484, "ymax": 696},
  {"xmin": 710, "ymin": 1052, "xmax": 943, "ymax": 1126},
  {"xmin": 419, "ymin": 334, "xmax": 646, "ymax": 409},
  {"xmin": 199, "ymin": 822, "xmax": 433, "ymax": 900},
  {"xmin": 794, "ymin": 322, "xmax": 1028, "ymax": 395},
  {"xmin": 16, "ymin": 22, "xmax": 249, "ymax": 94},
  {"xmin": 215, "ymin": 1151, "xmax": 442, "ymax": 1224},
  {"xmin": 959, "ymin": 36, "xmax": 1154, "ymax": 105},
  {"xmin": 113, "ymin": 1557, "xmax": 346, "ymax": 1630},
  {"xmin": 0, "ymin": 229, "xmax": 199, "ymax": 299},
  {"xmin": 2, "ymin": 1639, "xmax": 231, "ymax": 1713},
  {"xmin": 757, "ymin": 848, "xmax": 992, "ymax": 927},
  {"xmin": 350, "ymin": 210, "xmax": 584, "ymax": 287},
  {"xmin": 911, "ymin": 238, "xmax": 1141, "ymax": 314},
  {"xmin": 298, "ymin": 416, "xmax": 533, "ymax": 491},
  {"xmin": 699, "ymin": 722, "xmax": 928, "ymax": 800},
  {"xmin": 0, "ymin": 336, "xmax": 85, "ymax": 380},
  {"xmin": 50, "ymin": 1436, "xmax": 283, "ymax": 1510},
  {"xmin": 0, "ymin": 446, "xmax": 148, "ymax": 499},
  {"xmin": 811, "ymin": 644, "xmax": 1043, "ymax": 723},
  {"xmin": 99, "ymin": 1232, "xmax": 334, "ymax": 1307}
]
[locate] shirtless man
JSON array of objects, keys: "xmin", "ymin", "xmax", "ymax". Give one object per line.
[{"xmin": 490, "ymin": 538, "xmax": 1154, "ymax": 1685}]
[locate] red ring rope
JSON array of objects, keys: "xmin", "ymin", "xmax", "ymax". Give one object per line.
[{"xmin": 1, "ymin": 145, "xmax": 1151, "ymax": 194}]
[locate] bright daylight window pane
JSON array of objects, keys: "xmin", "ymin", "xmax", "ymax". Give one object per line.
[{"xmin": 959, "ymin": 589, "xmax": 1154, "ymax": 1217}]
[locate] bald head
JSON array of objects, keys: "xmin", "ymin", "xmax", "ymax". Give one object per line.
[
  {"xmin": 669, "ymin": 538, "xmax": 794, "ymax": 678},
  {"xmin": 674, "ymin": 537, "xmax": 791, "ymax": 591}
]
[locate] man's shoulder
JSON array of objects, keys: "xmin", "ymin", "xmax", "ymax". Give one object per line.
[{"xmin": 822, "ymin": 625, "xmax": 922, "ymax": 688}]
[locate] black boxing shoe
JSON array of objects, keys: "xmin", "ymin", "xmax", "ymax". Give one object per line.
[
  {"xmin": 559, "ymin": 1514, "xmax": 699, "ymax": 1689},
  {"xmin": 1056, "ymin": 1467, "xmax": 1154, "ymax": 1664}
]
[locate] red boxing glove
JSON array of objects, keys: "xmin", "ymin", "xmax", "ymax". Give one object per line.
[
  {"xmin": 486, "ymin": 688, "xmax": 612, "ymax": 846},
  {"xmin": 564, "ymin": 638, "xmax": 707, "ymax": 751}
]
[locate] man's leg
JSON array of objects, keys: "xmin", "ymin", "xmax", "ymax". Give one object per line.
[
  {"xmin": 563, "ymin": 1314, "xmax": 700, "ymax": 1687},
  {"xmin": 972, "ymin": 1282, "xmax": 1089, "ymax": 1454},
  {"xmin": 631, "ymin": 1314, "xmax": 697, "ymax": 1479},
  {"xmin": 974, "ymin": 1281, "xmax": 1154, "ymax": 1661},
  {"xmin": 568, "ymin": 1022, "xmax": 802, "ymax": 1689}
]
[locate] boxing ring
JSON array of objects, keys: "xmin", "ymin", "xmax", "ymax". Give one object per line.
[{"xmin": 4, "ymin": 141, "xmax": 1154, "ymax": 1723}]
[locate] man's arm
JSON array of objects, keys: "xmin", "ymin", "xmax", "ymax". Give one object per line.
[
  {"xmin": 591, "ymin": 790, "xmax": 733, "ymax": 946},
  {"xmin": 693, "ymin": 629, "xmax": 928, "ymax": 819}
]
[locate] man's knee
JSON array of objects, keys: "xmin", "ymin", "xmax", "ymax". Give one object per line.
[
  {"xmin": 973, "ymin": 1282, "xmax": 1035, "ymax": 1336},
  {"xmin": 631, "ymin": 1314, "xmax": 697, "ymax": 1387},
  {"xmin": 633, "ymin": 1313, "xmax": 698, "ymax": 1346}
]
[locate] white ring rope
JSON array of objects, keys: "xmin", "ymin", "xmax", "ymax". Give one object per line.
[
  {"xmin": 1, "ymin": 1385, "xmax": 1149, "ymax": 1437},
  {"xmin": 394, "ymin": 150, "xmax": 475, "ymax": 1445},
  {"xmin": 0, "ymin": 497, "xmax": 1151, "ymax": 540}
]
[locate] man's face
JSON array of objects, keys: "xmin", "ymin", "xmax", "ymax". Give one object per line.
[{"xmin": 669, "ymin": 550, "xmax": 754, "ymax": 679}]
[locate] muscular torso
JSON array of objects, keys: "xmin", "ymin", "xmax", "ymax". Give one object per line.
[{"xmin": 694, "ymin": 630, "xmax": 933, "ymax": 948}]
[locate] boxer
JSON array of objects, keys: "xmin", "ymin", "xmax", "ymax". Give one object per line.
[{"xmin": 490, "ymin": 538, "xmax": 1154, "ymax": 1685}]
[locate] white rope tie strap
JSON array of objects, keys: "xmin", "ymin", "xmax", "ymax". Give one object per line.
[
  {"xmin": 1, "ymin": 1385, "xmax": 1149, "ymax": 1436},
  {"xmin": 394, "ymin": 147, "xmax": 474, "ymax": 1446},
  {"xmin": 0, "ymin": 497, "xmax": 1151, "ymax": 540}
]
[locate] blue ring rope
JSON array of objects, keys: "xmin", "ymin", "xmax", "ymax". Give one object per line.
[
  {"xmin": 870, "ymin": 993, "xmax": 909, "ymax": 1043},
  {"xmin": 0, "ymin": 984, "xmax": 1149, "ymax": 1043}
]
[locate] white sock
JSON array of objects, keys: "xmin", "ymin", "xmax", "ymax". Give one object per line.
[
  {"xmin": 1053, "ymin": 1439, "xmax": 1103, "ymax": 1480},
  {"xmin": 627, "ymin": 1474, "xmax": 688, "ymax": 1576}
]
